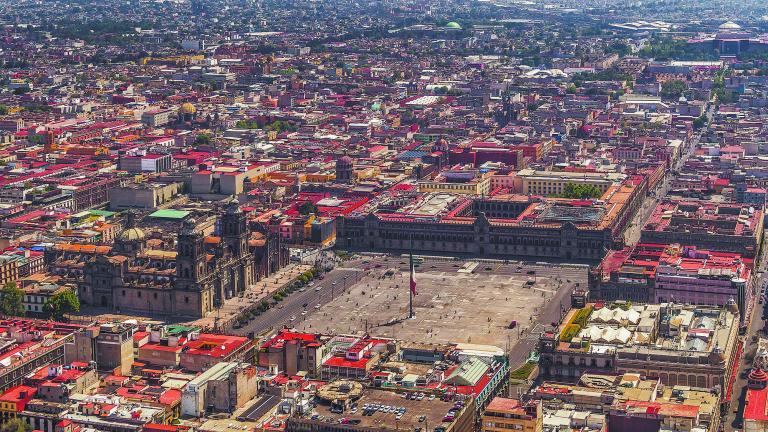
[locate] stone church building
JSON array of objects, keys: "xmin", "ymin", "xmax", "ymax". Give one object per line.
[{"xmin": 47, "ymin": 201, "xmax": 287, "ymax": 318}]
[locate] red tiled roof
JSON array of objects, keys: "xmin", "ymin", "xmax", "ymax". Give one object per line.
[
  {"xmin": 745, "ymin": 387, "xmax": 768, "ymax": 422},
  {"xmin": 184, "ymin": 333, "xmax": 250, "ymax": 358},
  {"xmin": 322, "ymin": 355, "xmax": 370, "ymax": 369},
  {"xmin": 486, "ymin": 397, "xmax": 525, "ymax": 414}
]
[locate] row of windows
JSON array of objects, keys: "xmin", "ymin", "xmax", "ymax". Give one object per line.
[
  {"xmin": 120, "ymin": 290, "xmax": 190, "ymax": 303},
  {"xmin": 379, "ymin": 233, "xmax": 475, "ymax": 243},
  {"xmin": 483, "ymin": 420, "xmax": 525, "ymax": 430},
  {"xmin": 24, "ymin": 296, "xmax": 45, "ymax": 303}
]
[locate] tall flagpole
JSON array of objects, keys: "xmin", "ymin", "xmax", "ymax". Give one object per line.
[{"xmin": 409, "ymin": 234, "xmax": 414, "ymax": 319}]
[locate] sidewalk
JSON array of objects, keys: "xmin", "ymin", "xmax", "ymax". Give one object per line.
[{"xmin": 186, "ymin": 263, "xmax": 312, "ymax": 330}]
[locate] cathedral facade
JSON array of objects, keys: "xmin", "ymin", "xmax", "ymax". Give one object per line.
[{"xmin": 47, "ymin": 202, "xmax": 288, "ymax": 318}]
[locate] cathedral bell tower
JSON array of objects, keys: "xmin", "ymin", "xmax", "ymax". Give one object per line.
[
  {"xmin": 219, "ymin": 198, "xmax": 252, "ymax": 299},
  {"xmin": 221, "ymin": 199, "xmax": 248, "ymax": 257},
  {"xmin": 176, "ymin": 219, "xmax": 206, "ymax": 286}
]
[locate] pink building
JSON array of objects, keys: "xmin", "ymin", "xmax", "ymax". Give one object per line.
[{"xmin": 654, "ymin": 245, "xmax": 751, "ymax": 316}]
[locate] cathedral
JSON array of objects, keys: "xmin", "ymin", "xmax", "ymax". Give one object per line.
[{"xmin": 47, "ymin": 201, "xmax": 288, "ymax": 318}]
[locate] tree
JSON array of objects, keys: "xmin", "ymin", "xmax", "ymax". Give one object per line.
[
  {"xmin": 236, "ymin": 119, "xmax": 260, "ymax": 129},
  {"xmin": 44, "ymin": 289, "xmax": 80, "ymax": 321},
  {"xmin": 713, "ymin": 87, "xmax": 734, "ymax": 104},
  {"xmin": 606, "ymin": 41, "xmax": 631, "ymax": 57},
  {"xmin": 0, "ymin": 282, "xmax": 25, "ymax": 317},
  {"xmin": 693, "ymin": 115, "xmax": 707, "ymax": 129},
  {"xmin": 660, "ymin": 80, "xmax": 688, "ymax": 99},
  {"xmin": 194, "ymin": 134, "xmax": 211, "ymax": 146},
  {"xmin": 559, "ymin": 324, "xmax": 581, "ymax": 342},
  {"xmin": 298, "ymin": 201, "xmax": 318, "ymax": 215},
  {"xmin": 560, "ymin": 183, "xmax": 603, "ymax": 199},
  {"xmin": 573, "ymin": 68, "xmax": 631, "ymax": 83},
  {"xmin": 0, "ymin": 419, "xmax": 31, "ymax": 432},
  {"xmin": 264, "ymin": 120, "xmax": 296, "ymax": 134}
]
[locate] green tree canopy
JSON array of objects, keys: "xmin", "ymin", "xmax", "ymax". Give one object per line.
[
  {"xmin": 44, "ymin": 289, "xmax": 80, "ymax": 321},
  {"xmin": 0, "ymin": 282, "xmax": 25, "ymax": 317},
  {"xmin": 0, "ymin": 419, "xmax": 31, "ymax": 432},
  {"xmin": 606, "ymin": 41, "xmax": 631, "ymax": 57},
  {"xmin": 194, "ymin": 134, "xmax": 211, "ymax": 146},
  {"xmin": 298, "ymin": 201, "xmax": 318, "ymax": 215},
  {"xmin": 660, "ymin": 80, "xmax": 688, "ymax": 99},
  {"xmin": 573, "ymin": 68, "xmax": 631, "ymax": 83},
  {"xmin": 236, "ymin": 119, "xmax": 260, "ymax": 129},
  {"xmin": 693, "ymin": 115, "xmax": 708, "ymax": 129},
  {"xmin": 638, "ymin": 36, "xmax": 719, "ymax": 61},
  {"xmin": 559, "ymin": 183, "xmax": 603, "ymax": 199},
  {"xmin": 264, "ymin": 120, "xmax": 296, "ymax": 134}
]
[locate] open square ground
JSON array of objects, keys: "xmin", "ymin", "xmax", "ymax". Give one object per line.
[{"xmin": 299, "ymin": 256, "xmax": 575, "ymax": 349}]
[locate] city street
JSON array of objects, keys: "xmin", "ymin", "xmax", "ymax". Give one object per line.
[
  {"xmin": 624, "ymin": 132, "xmax": 700, "ymax": 246},
  {"xmin": 723, "ymin": 233, "xmax": 767, "ymax": 432},
  {"xmin": 229, "ymin": 266, "xmax": 363, "ymax": 336}
]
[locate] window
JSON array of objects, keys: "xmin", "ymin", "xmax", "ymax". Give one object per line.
[
  {"xmin": 137, "ymin": 292, "xmax": 142, "ymax": 298},
  {"xmin": 153, "ymin": 293, "xmax": 158, "ymax": 299},
  {"xmin": 185, "ymin": 296, "xmax": 189, "ymax": 304}
]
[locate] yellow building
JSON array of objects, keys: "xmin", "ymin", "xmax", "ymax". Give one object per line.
[
  {"xmin": 517, "ymin": 168, "xmax": 625, "ymax": 196},
  {"xmin": 482, "ymin": 397, "xmax": 542, "ymax": 432},
  {"xmin": 0, "ymin": 254, "xmax": 22, "ymax": 287},
  {"xmin": 304, "ymin": 172, "xmax": 336, "ymax": 183},
  {"xmin": 353, "ymin": 166, "xmax": 379, "ymax": 181},
  {"xmin": 418, "ymin": 172, "xmax": 492, "ymax": 196}
]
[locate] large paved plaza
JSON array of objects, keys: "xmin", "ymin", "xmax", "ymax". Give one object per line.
[{"xmin": 299, "ymin": 256, "xmax": 583, "ymax": 348}]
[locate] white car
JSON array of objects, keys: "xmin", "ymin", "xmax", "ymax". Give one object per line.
[
  {"xmin": 290, "ymin": 316, "xmax": 296, "ymax": 321},
  {"xmin": 301, "ymin": 310, "xmax": 308, "ymax": 316}
]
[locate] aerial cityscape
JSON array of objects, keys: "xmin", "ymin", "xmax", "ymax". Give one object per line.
[{"xmin": 3, "ymin": 0, "xmax": 768, "ymax": 432}]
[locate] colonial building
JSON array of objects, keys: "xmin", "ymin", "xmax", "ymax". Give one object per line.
[
  {"xmin": 335, "ymin": 186, "xmax": 643, "ymax": 261},
  {"xmin": 46, "ymin": 202, "xmax": 288, "ymax": 318},
  {"xmin": 538, "ymin": 302, "xmax": 740, "ymax": 396}
]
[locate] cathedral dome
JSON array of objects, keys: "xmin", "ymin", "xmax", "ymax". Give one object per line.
[
  {"xmin": 719, "ymin": 21, "xmax": 742, "ymax": 31},
  {"xmin": 180, "ymin": 102, "xmax": 197, "ymax": 115},
  {"xmin": 119, "ymin": 227, "xmax": 146, "ymax": 242}
]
